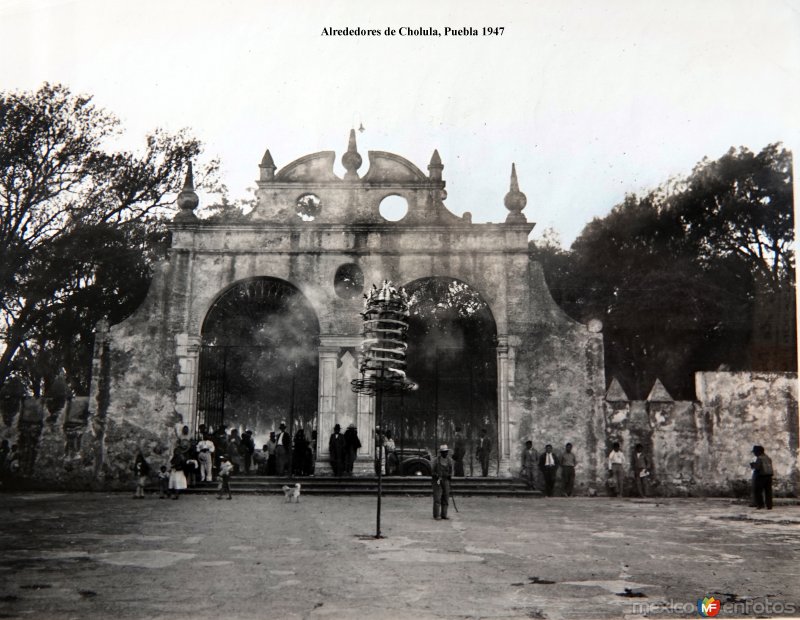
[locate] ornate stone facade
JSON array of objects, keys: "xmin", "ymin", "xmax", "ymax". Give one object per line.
[{"xmin": 82, "ymin": 132, "xmax": 606, "ymax": 484}]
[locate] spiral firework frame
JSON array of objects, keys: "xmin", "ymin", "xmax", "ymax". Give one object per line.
[{"xmin": 351, "ymin": 280, "xmax": 418, "ymax": 395}]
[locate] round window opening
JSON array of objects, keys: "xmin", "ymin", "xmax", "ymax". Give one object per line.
[
  {"xmin": 379, "ymin": 195, "xmax": 408, "ymax": 222},
  {"xmin": 334, "ymin": 263, "xmax": 364, "ymax": 300},
  {"xmin": 296, "ymin": 194, "xmax": 322, "ymax": 221}
]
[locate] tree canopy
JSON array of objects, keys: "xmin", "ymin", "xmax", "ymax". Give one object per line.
[
  {"xmin": 531, "ymin": 144, "xmax": 795, "ymax": 400},
  {"xmin": 0, "ymin": 83, "xmax": 218, "ymax": 397}
]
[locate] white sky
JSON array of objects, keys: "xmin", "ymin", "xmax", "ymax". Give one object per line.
[{"xmin": 1, "ymin": 0, "xmax": 798, "ymax": 246}]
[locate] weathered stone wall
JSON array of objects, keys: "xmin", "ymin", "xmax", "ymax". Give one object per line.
[
  {"xmin": 508, "ymin": 263, "xmax": 606, "ymax": 491},
  {"xmin": 602, "ymin": 372, "xmax": 798, "ymax": 496}
]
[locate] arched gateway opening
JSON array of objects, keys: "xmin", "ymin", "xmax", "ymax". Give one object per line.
[
  {"xmin": 382, "ymin": 277, "xmax": 499, "ymax": 475},
  {"xmin": 196, "ymin": 278, "xmax": 320, "ymax": 446}
]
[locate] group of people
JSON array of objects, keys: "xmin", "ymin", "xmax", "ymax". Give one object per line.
[
  {"xmin": 131, "ymin": 420, "xmax": 320, "ymax": 500},
  {"xmin": 519, "ymin": 441, "xmax": 652, "ymax": 498},
  {"xmin": 328, "ymin": 423, "xmax": 362, "ymax": 477}
]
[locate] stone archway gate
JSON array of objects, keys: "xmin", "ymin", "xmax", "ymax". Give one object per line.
[{"xmin": 88, "ymin": 131, "xmax": 606, "ymax": 484}]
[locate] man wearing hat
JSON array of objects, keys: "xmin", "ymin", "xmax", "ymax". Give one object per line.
[
  {"xmin": 431, "ymin": 444, "xmax": 455, "ymax": 520},
  {"xmin": 329, "ymin": 424, "xmax": 346, "ymax": 477},
  {"xmin": 275, "ymin": 422, "xmax": 290, "ymax": 476}
]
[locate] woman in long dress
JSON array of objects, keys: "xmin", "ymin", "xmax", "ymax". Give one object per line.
[{"xmin": 168, "ymin": 448, "xmax": 187, "ymax": 499}]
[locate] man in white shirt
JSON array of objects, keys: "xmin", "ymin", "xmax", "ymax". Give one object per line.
[
  {"xmin": 196, "ymin": 434, "xmax": 215, "ymax": 482},
  {"xmin": 607, "ymin": 442, "xmax": 626, "ymax": 497}
]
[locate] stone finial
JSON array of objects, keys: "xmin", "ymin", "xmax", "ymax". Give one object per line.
[
  {"xmin": 259, "ymin": 149, "xmax": 276, "ymax": 182},
  {"xmin": 646, "ymin": 379, "xmax": 674, "ymax": 403},
  {"xmin": 605, "ymin": 377, "xmax": 630, "ymax": 403},
  {"xmin": 428, "ymin": 149, "xmax": 443, "ymax": 181},
  {"xmin": 341, "ymin": 129, "xmax": 362, "ymax": 181},
  {"xmin": 504, "ymin": 163, "xmax": 527, "ymax": 223},
  {"xmin": 174, "ymin": 162, "xmax": 199, "ymax": 222}
]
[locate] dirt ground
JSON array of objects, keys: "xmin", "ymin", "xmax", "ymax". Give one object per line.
[{"xmin": 0, "ymin": 492, "xmax": 798, "ymax": 619}]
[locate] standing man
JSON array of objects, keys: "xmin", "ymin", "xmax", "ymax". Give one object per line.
[
  {"xmin": 431, "ymin": 444, "xmax": 455, "ymax": 520},
  {"xmin": 329, "ymin": 424, "xmax": 346, "ymax": 477},
  {"xmin": 196, "ymin": 433, "xmax": 215, "ymax": 482},
  {"xmin": 751, "ymin": 445, "xmax": 774, "ymax": 510},
  {"xmin": 561, "ymin": 443, "xmax": 577, "ymax": 497},
  {"xmin": 608, "ymin": 441, "xmax": 626, "ymax": 497},
  {"xmin": 344, "ymin": 423, "xmax": 362, "ymax": 476},
  {"xmin": 275, "ymin": 422, "xmax": 290, "ymax": 476},
  {"xmin": 241, "ymin": 430, "xmax": 255, "ymax": 474},
  {"xmin": 632, "ymin": 443, "xmax": 650, "ymax": 497},
  {"xmin": 452, "ymin": 428, "xmax": 467, "ymax": 477},
  {"xmin": 538, "ymin": 444, "xmax": 559, "ymax": 497},
  {"xmin": 521, "ymin": 440, "xmax": 538, "ymax": 490},
  {"xmin": 476, "ymin": 428, "xmax": 492, "ymax": 477}
]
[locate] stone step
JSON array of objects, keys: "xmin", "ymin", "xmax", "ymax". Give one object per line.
[{"xmin": 172, "ymin": 476, "xmax": 541, "ymax": 497}]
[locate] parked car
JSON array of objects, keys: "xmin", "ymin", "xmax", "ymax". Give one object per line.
[{"xmin": 394, "ymin": 447, "xmax": 433, "ymax": 476}]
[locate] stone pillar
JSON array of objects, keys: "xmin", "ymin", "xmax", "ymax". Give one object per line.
[
  {"xmin": 496, "ymin": 335, "xmax": 512, "ymax": 477},
  {"xmin": 315, "ymin": 344, "xmax": 340, "ymax": 474},
  {"xmin": 315, "ymin": 336, "xmax": 363, "ymax": 475},
  {"xmin": 175, "ymin": 333, "xmax": 202, "ymax": 431}
]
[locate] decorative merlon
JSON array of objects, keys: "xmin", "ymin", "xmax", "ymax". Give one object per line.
[
  {"xmin": 605, "ymin": 377, "xmax": 630, "ymax": 402},
  {"xmin": 647, "ymin": 378, "xmax": 674, "ymax": 403}
]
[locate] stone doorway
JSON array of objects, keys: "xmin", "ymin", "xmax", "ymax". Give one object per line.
[{"xmin": 196, "ymin": 277, "xmax": 319, "ymax": 448}]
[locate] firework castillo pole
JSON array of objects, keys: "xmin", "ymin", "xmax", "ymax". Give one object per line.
[{"xmin": 352, "ymin": 281, "xmax": 416, "ymax": 539}]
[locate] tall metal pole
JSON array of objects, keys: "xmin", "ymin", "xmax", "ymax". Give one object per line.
[{"xmin": 376, "ymin": 387, "xmax": 383, "ymax": 538}]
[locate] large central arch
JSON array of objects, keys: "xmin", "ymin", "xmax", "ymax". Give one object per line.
[
  {"xmin": 196, "ymin": 277, "xmax": 320, "ymax": 446},
  {"xmin": 382, "ymin": 277, "xmax": 499, "ymax": 474}
]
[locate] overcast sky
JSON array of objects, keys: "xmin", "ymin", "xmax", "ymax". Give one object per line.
[{"xmin": 1, "ymin": 0, "xmax": 798, "ymax": 246}]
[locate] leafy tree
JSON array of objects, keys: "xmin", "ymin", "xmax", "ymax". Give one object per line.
[
  {"xmin": 532, "ymin": 144, "xmax": 794, "ymax": 399},
  {"xmin": 0, "ymin": 83, "xmax": 218, "ymax": 395}
]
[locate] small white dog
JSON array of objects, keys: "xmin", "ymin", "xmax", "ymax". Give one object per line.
[{"xmin": 282, "ymin": 483, "xmax": 301, "ymax": 503}]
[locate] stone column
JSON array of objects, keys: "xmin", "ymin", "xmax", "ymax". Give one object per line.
[
  {"xmin": 175, "ymin": 333, "xmax": 202, "ymax": 431},
  {"xmin": 315, "ymin": 344, "xmax": 340, "ymax": 475},
  {"xmin": 496, "ymin": 335, "xmax": 512, "ymax": 477}
]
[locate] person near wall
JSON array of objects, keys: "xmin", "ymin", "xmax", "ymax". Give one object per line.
[
  {"xmin": 561, "ymin": 443, "xmax": 577, "ymax": 497},
  {"xmin": 196, "ymin": 434, "xmax": 215, "ymax": 482},
  {"xmin": 632, "ymin": 443, "xmax": 650, "ymax": 497},
  {"xmin": 751, "ymin": 445, "xmax": 774, "ymax": 510},
  {"xmin": 132, "ymin": 451, "xmax": 150, "ymax": 499},
  {"xmin": 265, "ymin": 432, "xmax": 277, "ymax": 476},
  {"xmin": 521, "ymin": 440, "xmax": 538, "ymax": 490},
  {"xmin": 607, "ymin": 442, "xmax": 626, "ymax": 497},
  {"xmin": 241, "ymin": 430, "xmax": 256, "ymax": 474},
  {"xmin": 538, "ymin": 444, "xmax": 560, "ymax": 497},
  {"xmin": 344, "ymin": 423, "xmax": 361, "ymax": 476},
  {"xmin": 275, "ymin": 423, "xmax": 291, "ymax": 476},
  {"xmin": 168, "ymin": 448, "xmax": 187, "ymax": 500},
  {"xmin": 453, "ymin": 428, "xmax": 467, "ymax": 477},
  {"xmin": 329, "ymin": 424, "xmax": 346, "ymax": 477},
  {"xmin": 476, "ymin": 428, "xmax": 492, "ymax": 477},
  {"xmin": 384, "ymin": 429, "xmax": 398, "ymax": 476},
  {"xmin": 431, "ymin": 444, "xmax": 455, "ymax": 520}
]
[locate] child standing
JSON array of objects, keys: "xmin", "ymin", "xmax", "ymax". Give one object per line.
[
  {"xmin": 217, "ymin": 455, "xmax": 233, "ymax": 500},
  {"xmin": 132, "ymin": 452, "xmax": 150, "ymax": 499},
  {"xmin": 157, "ymin": 465, "xmax": 170, "ymax": 499}
]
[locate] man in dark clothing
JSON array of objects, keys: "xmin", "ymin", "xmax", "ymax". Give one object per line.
[
  {"xmin": 452, "ymin": 428, "xmax": 467, "ymax": 477},
  {"xmin": 329, "ymin": 424, "xmax": 346, "ymax": 477},
  {"xmin": 431, "ymin": 444, "xmax": 455, "ymax": 520},
  {"xmin": 241, "ymin": 430, "xmax": 255, "ymax": 474},
  {"xmin": 275, "ymin": 423, "xmax": 291, "ymax": 476},
  {"xmin": 751, "ymin": 445, "xmax": 774, "ymax": 510},
  {"xmin": 476, "ymin": 429, "xmax": 491, "ymax": 477},
  {"xmin": 538, "ymin": 444, "xmax": 560, "ymax": 497},
  {"xmin": 343, "ymin": 423, "xmax": 361, "ymax": 475}
]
